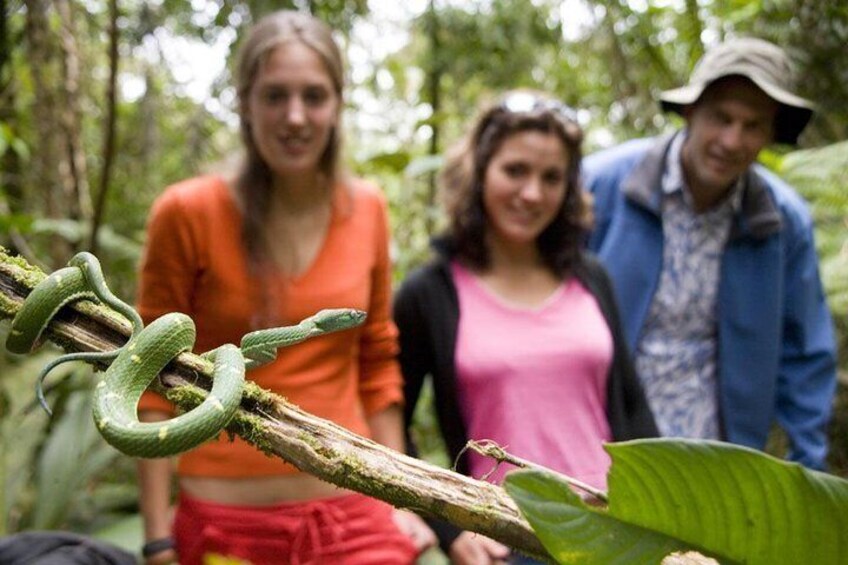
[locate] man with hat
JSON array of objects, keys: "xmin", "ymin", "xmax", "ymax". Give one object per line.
[{"xmin": 583, "ymin": 37, "xmax": 836, "ymax": 469}]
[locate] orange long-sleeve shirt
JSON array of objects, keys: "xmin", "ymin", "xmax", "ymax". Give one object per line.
[{"xmin": 136, "ymin": 175, "xmax": 403, "ymax": 477}]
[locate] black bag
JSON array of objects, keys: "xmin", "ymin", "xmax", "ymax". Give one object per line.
[{"xmin": 0, "ymin": 531, "xmax": 136, "ymax": 565}]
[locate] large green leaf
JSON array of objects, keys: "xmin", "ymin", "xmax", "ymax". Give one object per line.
[
  {"xmin": 33, "ymin": 377, "xmax": 119, "ymax": 529},
  {"xmin": 30, "ymin": 219, "xmax": 142, "ymax": 260},
  {"xmin": 1, "ymin": 347, "xmax": 57, "ymax": 533},
  {"xmin": 505, "ymin": 439, "xmax": 848, "ymax": 564},
  {"xmin": 504, "ymin": 469, "xmax": 692, "ymax": 564},
  {"xmin": 605, "ymin": 439, "xmax": 848, "ymax": 564}
]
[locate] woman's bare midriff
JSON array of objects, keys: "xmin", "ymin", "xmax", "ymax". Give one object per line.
[{"xmin": 180, "ymin": 473, "xmax": 351, "ymax": 506}]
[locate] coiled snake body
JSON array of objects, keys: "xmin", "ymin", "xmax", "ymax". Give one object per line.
[{"xmin": 6, "ymin": 252, "xmax": 366, "ymax": 458}]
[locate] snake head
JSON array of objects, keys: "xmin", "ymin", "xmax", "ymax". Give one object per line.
[{"xmin": 310, "ymin": 309, "xmax": 367, "ymax": 332}]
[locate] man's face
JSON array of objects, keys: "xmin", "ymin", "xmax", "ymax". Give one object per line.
[{"xmin": 681, "ymin": 76, "xmax": 778, "ymax": 204}]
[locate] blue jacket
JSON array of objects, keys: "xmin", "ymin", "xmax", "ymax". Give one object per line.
[{"xmin": 583, "ymin": 133, "xmax": 837, "ymax": 470}]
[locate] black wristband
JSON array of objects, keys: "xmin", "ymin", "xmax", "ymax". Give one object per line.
[{"xmin": 141, "ymin": 537, "xmax": 175, "ymax": 558}]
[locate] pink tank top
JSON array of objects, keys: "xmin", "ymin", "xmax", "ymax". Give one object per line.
[{"xmin": 452, "ymin": 262, "xmax": 613, "ymax": 490}]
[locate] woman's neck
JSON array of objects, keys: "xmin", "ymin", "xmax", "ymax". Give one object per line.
[
  {"xmin": 270, "ymin": 171, "xmax": 332, "ymax": 213},
  {"xmin": 486, "ymin": 234, "xmax": 545, "ymax": 274},
  {"xmin": 261, "ymin": 171, "xmax": 335, "ymax": 276},
  {"xmin": 475, "ymin": 236, "xmax": 563, "ymax": 307}
]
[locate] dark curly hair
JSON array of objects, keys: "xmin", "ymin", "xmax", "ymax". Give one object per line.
[{"xmin": 440, "ymin": 91, "xmax": 590, "ymax": 277}]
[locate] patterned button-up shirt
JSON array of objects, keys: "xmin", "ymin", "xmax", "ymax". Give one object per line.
[{"xmin": 635, "ymin": 132, "xmax": 741, "ymax": 439}]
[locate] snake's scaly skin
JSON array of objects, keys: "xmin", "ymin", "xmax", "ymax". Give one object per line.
[{"xmin": 6, "ymin": 252, "xmax": 366, "ymax": 458}]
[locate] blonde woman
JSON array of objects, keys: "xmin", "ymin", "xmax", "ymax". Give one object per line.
[{"xmin": 136, "ymin": 11, "xmax": 432, "ymax": 565}]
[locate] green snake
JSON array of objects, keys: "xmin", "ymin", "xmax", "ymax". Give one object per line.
[{"xmin": 5, "ymin": 252, "xmax": 366, "ymax": 458}]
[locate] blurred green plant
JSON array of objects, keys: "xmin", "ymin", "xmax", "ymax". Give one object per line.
[
  {"xmin": 776, "ymin": 140, "xmax": 848, "ymax": 477},
  {"xmin": 1, "ymin": 326, "xmax": 138, "ymax": 539},
  {"xmin": 0, "ymin": 123, "xmax": 29, "ymax": 162},
  {"xmin": 779, "ymin": 141, "xmax": 848, "ymax": 326}
]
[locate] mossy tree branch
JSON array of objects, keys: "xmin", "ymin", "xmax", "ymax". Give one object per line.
[{"xmin": 0, "ymin": 248, "xmax": 551, "ymax": 562}]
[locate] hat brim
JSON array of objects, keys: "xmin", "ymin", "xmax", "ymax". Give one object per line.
[{"xmin": 659, "ymin": 73, "xmax": 815, "ymax": 145}]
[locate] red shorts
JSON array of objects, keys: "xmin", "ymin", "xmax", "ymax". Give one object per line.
[{"xmin": 173, "ymin": 491, "xmax": 418, "ymax": 565}]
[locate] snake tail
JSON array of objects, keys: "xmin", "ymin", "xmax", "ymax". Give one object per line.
[{"xmin": 6, "ymin": 252, "xmax": 143, "ymax": 415}]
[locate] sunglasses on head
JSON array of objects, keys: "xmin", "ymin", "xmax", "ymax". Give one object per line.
[{"xmin": 498, "ymin": 92, "xmax": 579, "ymax": 124}]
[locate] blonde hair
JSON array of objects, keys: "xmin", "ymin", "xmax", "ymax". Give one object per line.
[{"xmin": 234, "ymin": 10, "xmax": 345, "ymax": 266}]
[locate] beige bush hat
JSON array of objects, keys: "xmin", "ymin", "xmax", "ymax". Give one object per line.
[{"xmin": 660, "ymin": 37, "xmax": 815, "ymax": 145}]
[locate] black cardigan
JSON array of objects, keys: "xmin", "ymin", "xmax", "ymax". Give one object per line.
[{"xmin": 393, "ymin": 249, "xmax": 658, "ymax": 551}]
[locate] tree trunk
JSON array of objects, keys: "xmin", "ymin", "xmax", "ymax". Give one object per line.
[
  {"xmin": 602, "ymin": 6, "xmax": 639, "ymax": 127},
  {"xmin": 0, "ymin": 0, "xmax": 22, "ymax": 214},
  {"xmin": 139, "ymin": 66, "xmax": 160, "ymax": 191},
  {"xmin": 425, "ymin": 0, "xmax": 442, "ymax": 236},
  {"xmin": 24, "ymin": 0, "xmax": 70, "ymax": 267},
  {"xmin": 88, "ymin": 0, "xmax": 119, "ymax": 254},
  {"xmin": 0, "ymin": 248, "xmax": 552, "ymax": 563},
  {"xmin": 56, "ymin": 0, "xmax": 93, "ymax": 224}
]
